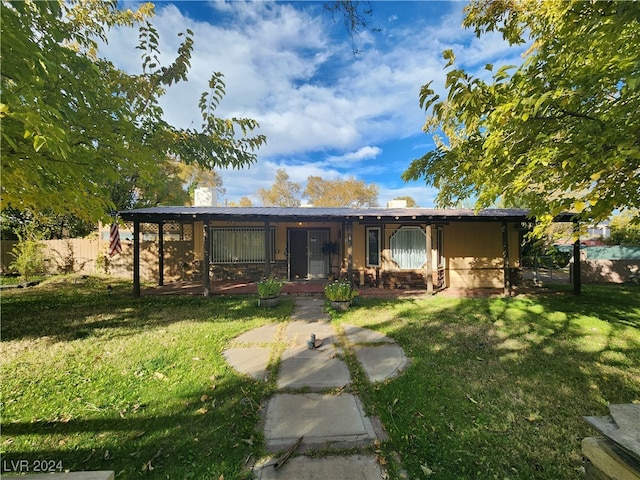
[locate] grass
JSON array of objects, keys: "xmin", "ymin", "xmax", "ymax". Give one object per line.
[
  {"xmin": 2, "ymin": 278, "xmax": 639, "ymax": 479},
  {"xmin": 1, "ymin": 275, "xmax": 293, "ymax": 479},
  {"xmin": 331, "ymin": 285, "xmax": 640, "ymax": 480}
]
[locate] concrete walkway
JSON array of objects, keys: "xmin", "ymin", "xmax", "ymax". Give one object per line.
[{"xmin": 223, "ymin": 297, "xmax": 408, "ymax": 479}]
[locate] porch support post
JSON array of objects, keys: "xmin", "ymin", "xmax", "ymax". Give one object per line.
[
  {"xmin": 502, "ymin": 221, "xmax": 510, "ymax": 296},
  {"xmin": 158, "ymin": 222, "xmax": 164, "ymax": 286},
  {"xmin": 203, "ymin": 222, "xmax": 210, "ymax": 297},
  {"xmin": 573, "ymin": 220, "xmax": 581, "ymax": 295},
  {"xmin": 264, "ymin": 220, "xmax": 271, "ymax": 277},
  {"xmin": 133, "ymin": 220, "xmax": 141, "ymax": 297},
  {"xmin": 426, "ymin": 224, "xmax": 433, "ymax": 293},
  {"xmin": 346, "ymin": 220, "xmax": 353, "ymax": 282}
]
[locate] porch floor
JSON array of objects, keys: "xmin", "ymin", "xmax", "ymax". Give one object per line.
[{"xmin": 141, "ymin": 280, "xmax": 514, "ymax": 298}]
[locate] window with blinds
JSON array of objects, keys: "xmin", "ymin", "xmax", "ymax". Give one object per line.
[
  {"xmin": 390, "ymin": 227, "xmax": 427, "ymax": 269},
  {"xmin": 210, "ymin": 227, "xmax": 275, "ymax": 263}
]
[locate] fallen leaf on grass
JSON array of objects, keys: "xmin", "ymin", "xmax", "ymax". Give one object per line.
[
  {"xmin": 420, "ymin": 463, "xmax": 434, "ymax": 476},
  {"xmin": 142, "ymin": 460, "xmax": 154, "ymax": 472},
  {"xmin": 200, "ymin": 394, "xmax": 211, "ymax": 402},
  {"xmin": 195, "ymin": 407, "xmax": 208, "ymax": 415},
  {"xmin": 526, "ymin": 412, "xmax": 543, "ymax": 422},
  {"xmin": 153, "ymin": 371, "xmax": 166, "ymax": 380},
  {"xmin": 466, "ymin": 394, "xmax": 478, "ymax": 404}
]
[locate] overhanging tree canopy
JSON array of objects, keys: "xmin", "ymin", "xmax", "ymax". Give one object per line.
[
  {"xmin": 403, "ymin": 0, "xmax": 640, "ymax": 232},
  {"xmin": 1, "ymin": 0, "xmax": 265, "ymax": 221},
  {"xmin": 304, "ymin": 176, "xmax": 379, "ymax": 207}
]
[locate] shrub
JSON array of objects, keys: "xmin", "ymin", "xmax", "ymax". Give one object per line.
[
  {"xmin": 51, "ymin": 239, "xmax": 77, "ymax": 274},
  {"xmin": 10, "ymin": 237, "xmax": 46, "ymax": 280},
  {"xmin": 96, "ymin": 248, "xmax": 111, "ymax": 274},
  {"xmin": 257, "ymin": 276, "xmax": 284, "ymax": 298},
  {"xmin": 324, "ymin": 280, "xmax": 358, "ymax": 302}
]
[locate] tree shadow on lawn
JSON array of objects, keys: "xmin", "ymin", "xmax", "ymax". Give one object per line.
[
  {"xmin": 1, "ymin": 369, "xmax": 269, "ymax": 479},
  {"xmin": 338, "ymin": 286, "xmax": 640, "ymax": 479},
  {"xmin": 1, "ymin": 278, "xmax": 291, "ymax": 478},
  {"xmin": 1, "ymin": 283, "xmax": 294, "ymax": 344}
]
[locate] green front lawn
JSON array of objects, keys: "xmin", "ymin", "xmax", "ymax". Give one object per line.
[
  {"xmin": 1, "ymin": 276, "xmax": 292, "ymax": 479},
  {"xmin": 333, "ymin": 285, "xmax": 640, "ymax": 479},
  {"xmin": 2, "ymin": 277, "xmax": 638, "ymax": 479}
]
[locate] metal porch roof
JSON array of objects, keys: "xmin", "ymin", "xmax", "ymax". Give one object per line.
[{"xmin": 119, "ymin": 206, "xmax": 573, "ymax": 223}]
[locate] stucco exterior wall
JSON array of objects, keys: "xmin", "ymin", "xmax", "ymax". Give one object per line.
[
  {"xmin": 347, "ymin": 222, "xmax": 522, "ymax": 289},
  {"xmin": 444, "ymin": 222, "xmax": 520, "ymax": 289}
]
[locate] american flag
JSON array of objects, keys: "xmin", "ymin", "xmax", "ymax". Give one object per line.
[{"xmin": 108, "ymin": 222, "xmax": 122, "ymax": 257}]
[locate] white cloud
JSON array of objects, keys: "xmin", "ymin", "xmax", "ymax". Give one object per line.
[
  {"xmin": 327, "ymin": 146, "xmax": 382, "ymax": 164},
  {"xmin": 99, "ymin": 2, "xmax": 524, "ymax": 206}
]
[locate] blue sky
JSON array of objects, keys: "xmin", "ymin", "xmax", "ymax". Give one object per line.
[{"xmin": 103, "ymin": 1, "xmax": 525, "ymax": 207}]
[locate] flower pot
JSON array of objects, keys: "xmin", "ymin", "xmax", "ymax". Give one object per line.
[
  {"xmin": 329, "ymin": 300, "xmax": 351, "ymax": 311},
  {"xmin": 258, "ymin": 296, "xmax": 280, "ymax": 308}
]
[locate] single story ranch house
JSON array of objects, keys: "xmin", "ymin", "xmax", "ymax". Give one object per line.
[{"xmin": 118, "ymin": 206, "xmax": 579, "ymax": 296}]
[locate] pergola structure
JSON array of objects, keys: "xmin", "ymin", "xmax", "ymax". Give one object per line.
[{"xmin": 119, "ymin": 206, "xmax": 580, "ymax": 297}]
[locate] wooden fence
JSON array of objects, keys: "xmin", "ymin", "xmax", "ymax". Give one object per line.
[{"xmin": 1, "ymin": 239, "xmax": 195, "ymax": 283}]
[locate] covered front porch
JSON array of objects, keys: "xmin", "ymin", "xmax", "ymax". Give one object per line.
[{"xmin": 118, "ymin": 206, "xmax": 581, "ymax": 297}]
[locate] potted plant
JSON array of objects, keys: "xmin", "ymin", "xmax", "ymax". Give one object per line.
[
  {"xmin": 321, "ymin": 241, "xmax": 339, "ymax": 279},
  {"xmin": 324, "ymin": 279, "xmax": 358, "ymax": 311},
  {"xmin": 257, "ymin": 276, "xmax": 284, "ymax": 307}
]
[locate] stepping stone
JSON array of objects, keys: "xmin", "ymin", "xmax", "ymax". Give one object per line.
[
  {"xmin": 343, "ymin": 324, "xmax": 394, "ymax": 344},
  {"xmin": 233, "ymin": 324, "xmax": 279, "ymax": 345},
  {"xmin": 354, "ymin": 344, "xmax": 408, "ymax": 382},
  {"xmin": 255, "ymin": 455, "xmax": 384, "ymax": 480},
  {"xmin": 223, "ymin": 347, "xmax": 271, "ymax": 380},
  {"xmin": 277, "ymin": 346, "xmax": 350, "ymax": 389},
  {"xmin": 290, "ymin": 297, "xmax": 330, "ymax": 322},
  {"xmin": 284, "ymin": 321, "xmax": 335, "ymax": 345},
  {"xmin": 263, "ymin": 393, "xmax": 377, "ymax": 452}
]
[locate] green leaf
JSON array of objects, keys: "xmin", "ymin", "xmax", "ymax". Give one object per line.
[
  {"xmin": 405, "ymin": 0, "xmax": 640, "ymax": 232},
  {"xmin": 443, "ymin": 49, "xmax": 455, "ymax": 67}
]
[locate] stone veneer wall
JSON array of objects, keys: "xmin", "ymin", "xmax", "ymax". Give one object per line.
[{"xmin": 209, "ymin": 261, "xmax": 288, "ymax": 281}]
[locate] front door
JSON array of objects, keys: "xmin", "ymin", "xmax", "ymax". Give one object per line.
[
  {"xmin": 288, "ymin": 229, "xmax": 329, "ymax": 280},
  {"xmin": 289, "ymin": 230, "xmax": 307, "ymax": 279}
]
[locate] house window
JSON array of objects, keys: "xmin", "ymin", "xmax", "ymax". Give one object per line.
[
  {"xmin": 366, "ymin": 227, "xmax": 381, "ymax": 267},
  {"xmin": 435, "ymin": 227, "xmax": 444, "ymax": 268},
  {"xmin": 390, "ymin": 227, "xmax": 427, "ymax": 269},
  {"xmin": 210, "ymin": 227, "xmax": 275, "ymax": 263}
]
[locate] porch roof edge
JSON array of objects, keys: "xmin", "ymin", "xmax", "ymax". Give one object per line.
[{"xmin": 118, "ymin": 206, "xmax": 577, "ymax": 223}]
